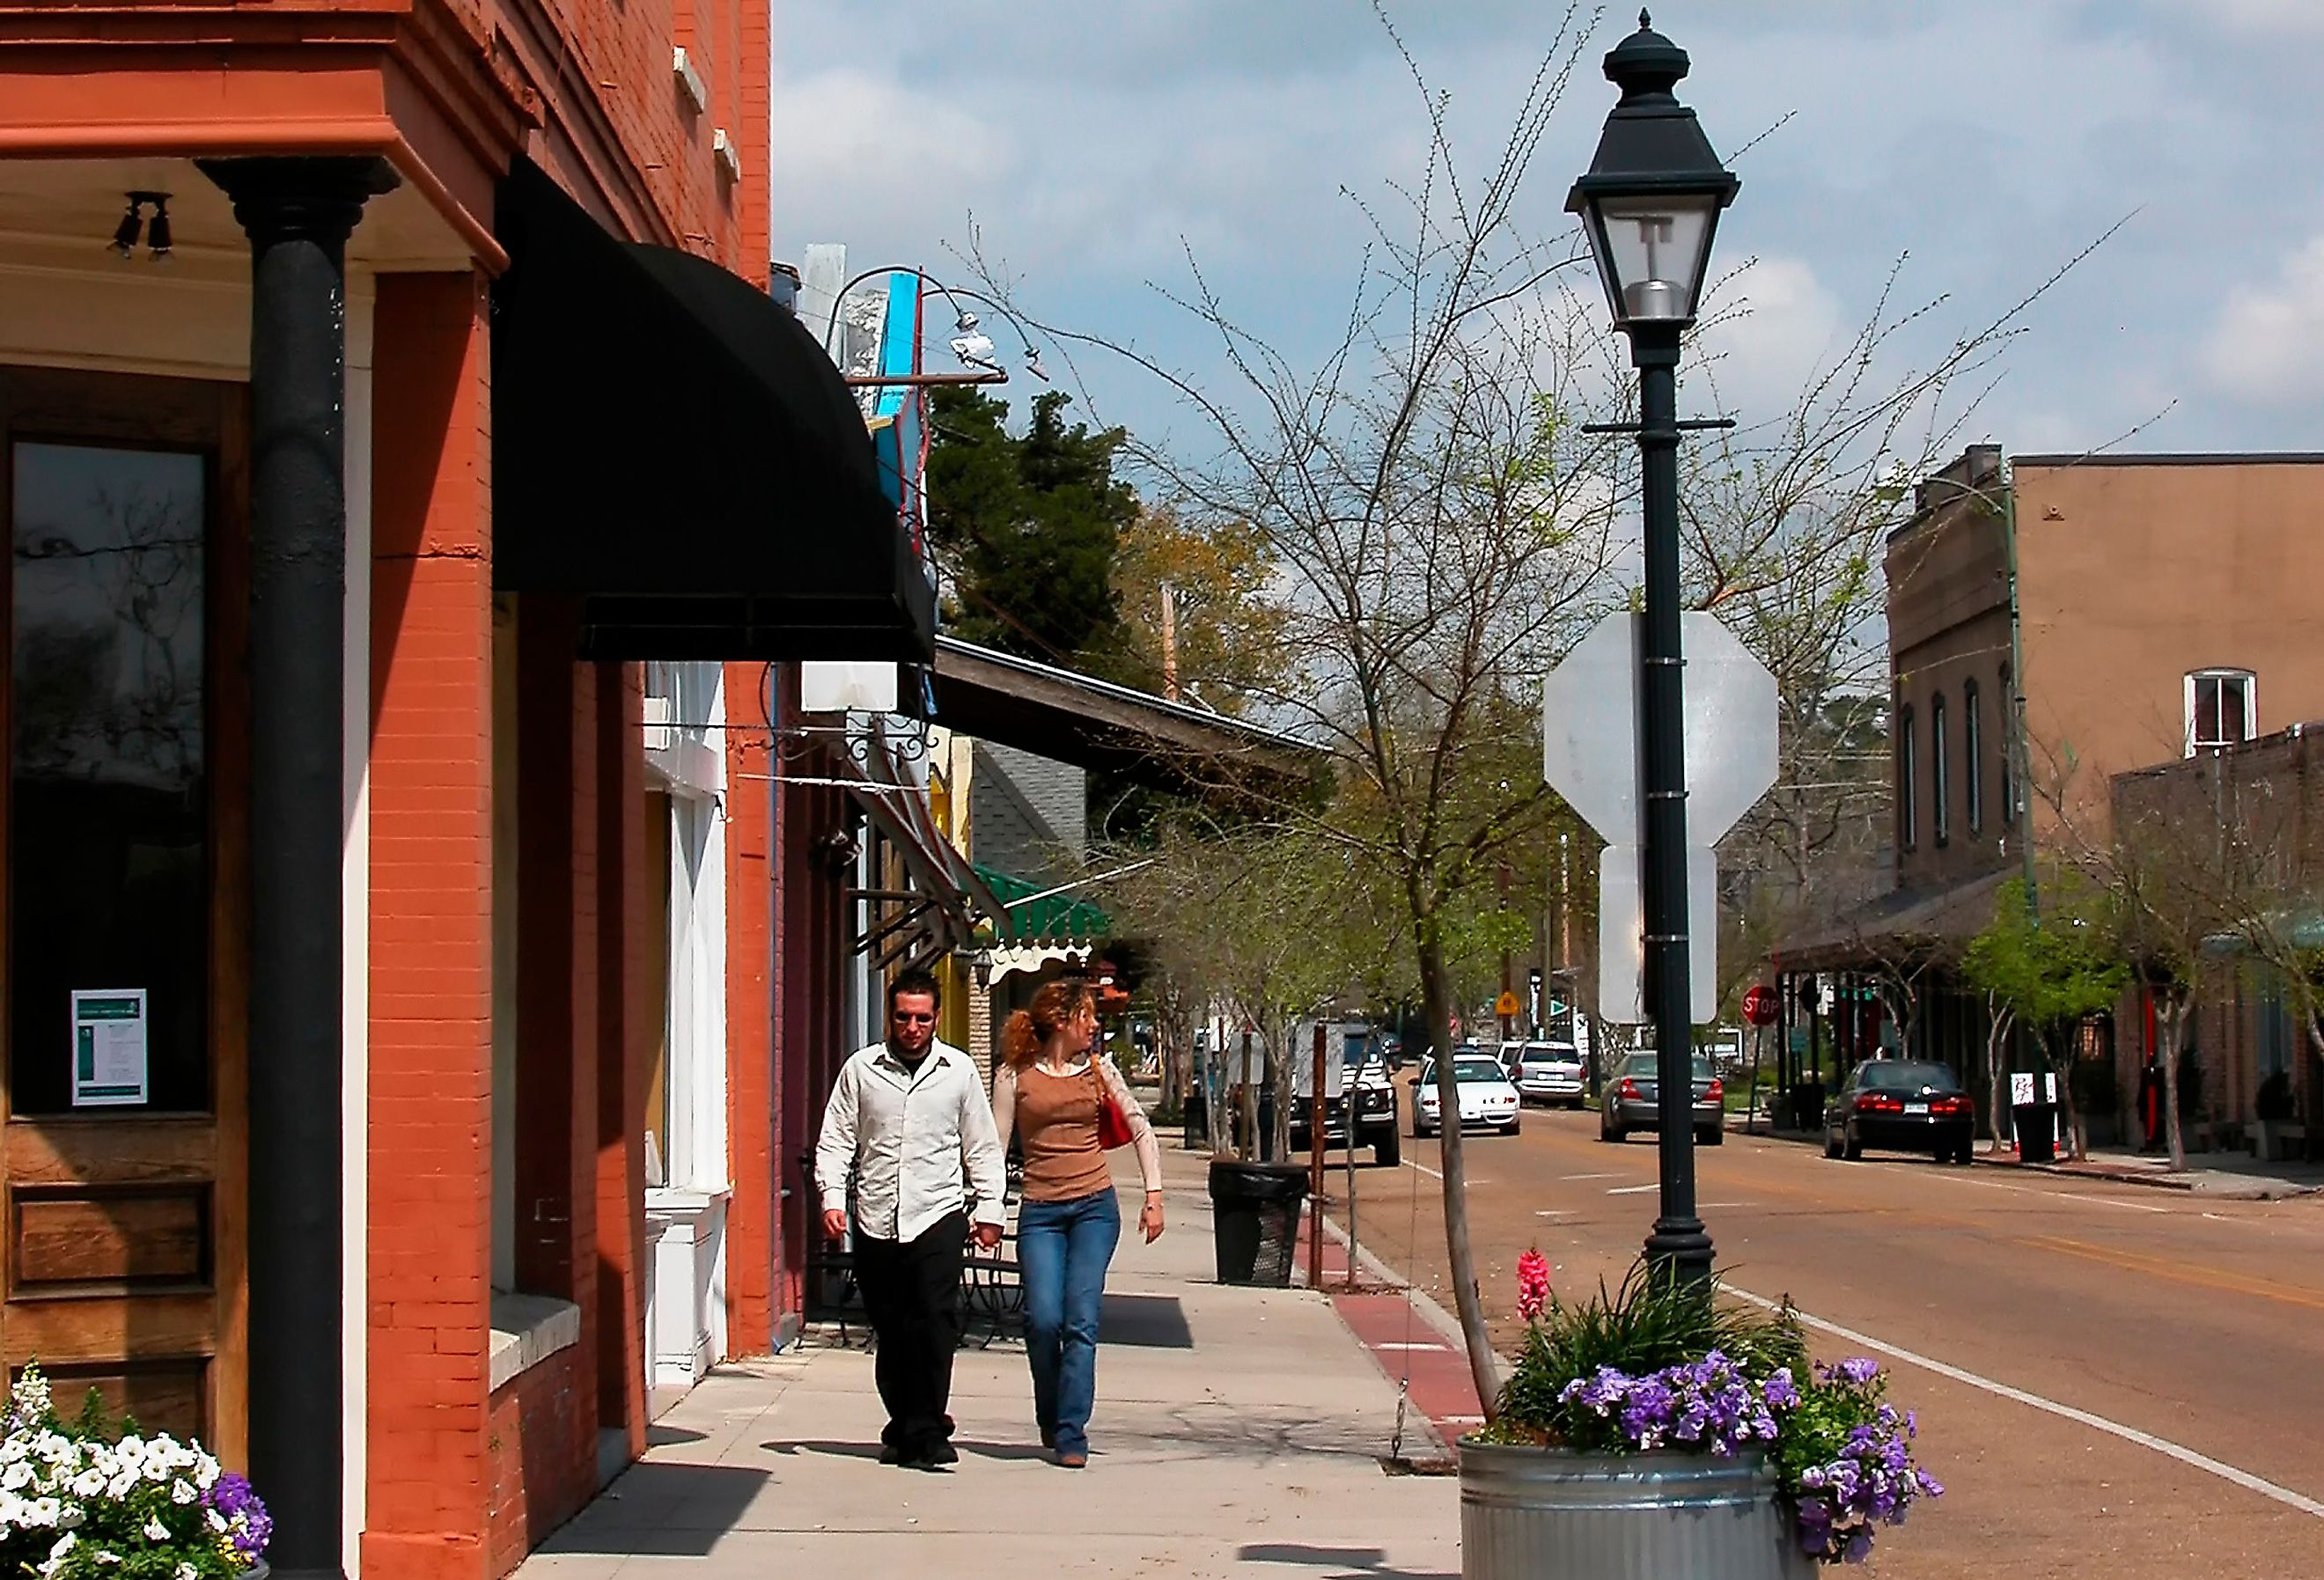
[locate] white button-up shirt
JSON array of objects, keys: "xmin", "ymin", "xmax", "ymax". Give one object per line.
[{"xmin": 814, "ymin": 1039, "xmax": 1006, "ymax": 1243}]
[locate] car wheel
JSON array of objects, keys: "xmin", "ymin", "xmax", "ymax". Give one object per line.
[
  {"xmin": 1842, "ymin": 1128, "xmax": 1863, "ymax": 1161},
  {"xmin": 1505, "ymin": 1118, "xmax": 1522, "ymax": 1137},
  {"xmin": 1600, "ymin": 1119, "xmax": 1623, "ymax": 1144},
  {"xmin": 1823, "ymin": 1126, "xmax": 1842, "ymax": 1159},
  {"xmin": 1373, "ymin": 1128, "xmax": 1401, "ymax": 1168},
  {"xmin": 1697, "ymin": 1126, "xmax": 1723, "ymax": 1147}
]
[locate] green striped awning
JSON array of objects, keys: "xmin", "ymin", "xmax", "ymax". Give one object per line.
[{"xmin": 973, "ymin": 863, "xmax": 1110, "ymax": 945}]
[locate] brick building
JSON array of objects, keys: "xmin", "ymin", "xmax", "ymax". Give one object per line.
[
  {"xmin": 1774, "ymin": 447, "xmax": 2324, "ymax": 1131},
  {"xmin": 2113, "ymin": 724, "xmax": 2324, "ymax": 1158},
  {"xmin": 0, "ymin": 5, "xmax": 932, "ymax": 1578}
]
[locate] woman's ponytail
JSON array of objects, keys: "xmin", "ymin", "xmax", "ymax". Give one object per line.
[
  {"xmin": 1000, "ymin": 1009, "xmax": 1041, "ymax": 1069},
  {"xmin": 1000, "ymin": 979, "xmax": 1097, "ymax": 1069}
]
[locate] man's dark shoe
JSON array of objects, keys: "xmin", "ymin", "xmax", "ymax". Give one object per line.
[
  {"xmin": 923, "ymin": 1441, "xmax": 960, "ymax": 1466},
  {"xmin": 879, "ymin": 1444, "xmax": 903, "ymax": 1465}
]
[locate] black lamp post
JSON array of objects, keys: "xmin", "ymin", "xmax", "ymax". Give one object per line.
[{"xmin": 1568, "ymin": 11, "xmax": 1738, "ymax": 1286}]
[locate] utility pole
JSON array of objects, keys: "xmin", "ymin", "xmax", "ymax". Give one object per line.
[{"xmin": 1498, "ymin": 861, "xmax": 1515, "ymax": 1042}]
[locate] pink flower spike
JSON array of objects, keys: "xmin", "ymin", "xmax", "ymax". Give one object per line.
[{"xmin": 1517, "ymin": 1248, "xmax": 1551, "ymax": 1320}]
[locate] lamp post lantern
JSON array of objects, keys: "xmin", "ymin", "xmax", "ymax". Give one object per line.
[{"xmin": 1568, "ymin": 11, "xmax": 1738, "ymax": 1287}]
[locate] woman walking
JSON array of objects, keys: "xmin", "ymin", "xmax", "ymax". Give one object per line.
[{"xmin": 992, "ymin": 979, "xmax": 1165, "ymax": 1466}]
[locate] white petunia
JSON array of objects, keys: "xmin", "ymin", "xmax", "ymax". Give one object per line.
[
  {"xmin": 143, "ymin": 1515, "xmax": 171, "ymax": 1541},
  {"xmin": 169, "ymin": 1478, "xmax": 196, "ymax": 1505},
  {"xmin": 204, "ymin": 1507, "xmax": 227, "ymax": 1533}
]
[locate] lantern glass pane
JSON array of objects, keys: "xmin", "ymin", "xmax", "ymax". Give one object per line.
[{"xmin": 1591, "ymin": 195, "xmax": 1717, "ymax": 322}]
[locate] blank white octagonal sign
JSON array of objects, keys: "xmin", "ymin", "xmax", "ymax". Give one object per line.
[{"xmin": 1541, "ymin": 612, "xmax": 1779, "ymax": 847}]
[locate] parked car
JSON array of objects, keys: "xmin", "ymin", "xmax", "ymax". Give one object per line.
[
  {"xmin": 1599, "ymin": 1051, "xmax": 1724, "ymax": 1146},
  {"xmin": 1824, "ymin": 1059, "xmax": 1975, "ymax": 1164},
  {"xmin": 1508, "ymin": 1040, "xmax": 1586, "ymax": 1107},
  {"xmin": 1288, "ymin": 1021, "xmax": 1401, "ymax": 1167},
  {"xmin": 1413, "ymin": 1054, "xmax": 1523, "ymax": 1138}
]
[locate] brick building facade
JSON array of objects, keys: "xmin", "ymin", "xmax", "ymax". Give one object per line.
[{"xmin": 0, "ymin": 4, "xmax": 920, "ymax": 1576}]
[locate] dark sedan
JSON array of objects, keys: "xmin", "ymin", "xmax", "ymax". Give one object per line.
[
  {"xmin": 1824, "ymin": 1060, "xmax": 1975, "ymax": 1164},
  {"xmin": 1599, "ymin": 1052, "xmax": 1725, "ymax": 1146}
]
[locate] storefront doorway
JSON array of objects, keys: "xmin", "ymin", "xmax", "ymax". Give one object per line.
[{"xmin": 0, "ymin": 364, "xmax": 247, "ymax": 1453}]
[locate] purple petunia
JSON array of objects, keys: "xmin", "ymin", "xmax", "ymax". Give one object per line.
[{"xmin": 205, "ymin": 1472, "xmax": 274, "ymax": 1562}]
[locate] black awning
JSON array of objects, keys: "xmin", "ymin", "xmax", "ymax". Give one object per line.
[{"xmin": 491, "ymin": 157, "xmax": 934, "ymax": 662}]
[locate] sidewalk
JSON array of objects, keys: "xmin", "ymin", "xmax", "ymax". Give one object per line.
[
  {"xmin": 516, "ymin": 1150, "xmax": 1459, "ymax": 1580},
  {"xmin": 1741, "ymin": 1118, "xmax": 2322, "ymax": 1199}
]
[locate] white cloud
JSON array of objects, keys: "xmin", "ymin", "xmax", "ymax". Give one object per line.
[
  {"xmin": 2200, "ymin": 234, "xmax": 2324, "ymax": 404},
  {"xmin": 1687, "ymin": 254, "xmax": 1849, "ymax": 421},
  {"xmin": 769, "ymin": 69, "xmax": 1011, "ymax": 254},
  {"xmin": 2155, "ymin": 0, "xmax": 2324, "ymax": 37}
]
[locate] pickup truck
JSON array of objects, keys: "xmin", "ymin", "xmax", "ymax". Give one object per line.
[{"xmin": 1286, "ymin": 1021, "xmax": 1401, "ymax": 1167}]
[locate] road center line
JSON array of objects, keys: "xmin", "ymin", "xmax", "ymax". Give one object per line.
[
  {"xmin": 1728, "ymin": 1289, "xmax": 2324, "ymax": 1520},
  {"xmin": 1606, "ymin": 1184, "xmax": 1659, "ymax": 1195},
  {"xmin": 1562, "ymin": 1172, "xmax": 1619, "ymax": 1181}
]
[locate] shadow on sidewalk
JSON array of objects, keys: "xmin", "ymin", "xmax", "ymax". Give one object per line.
[
  {"xmin": 534, "ymin": 1462, "xmax": 769, "ymax": 1559},
  {"xmin": 1238, "ymin": 1542, "xmax": 1457, "ymax": 1580},
  {"xmin": 1100, "ymin": 1291, "xmax": 1194, "ymax": 1349}
]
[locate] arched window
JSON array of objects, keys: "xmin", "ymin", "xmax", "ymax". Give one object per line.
[
  {"xmin": 1964, "ymin": 680, "xmax": 1983, "ymax": 835},
  {"xmin": 2187, "ymin": 669, "xmax": 2256, "ymax": 754},
  {"xmin": 1897, "ymin": 703, "xmax": 1917, "ymax": 852},
  {"xmin": 1998, "ymin": 665, "xmax": 2015, "ymax": 828},
  {"xmin": 1931, "ymin": 693, "xmax": 1950, "ymax": 847}
]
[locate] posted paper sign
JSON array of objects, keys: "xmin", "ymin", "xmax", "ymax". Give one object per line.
[
  {"xmin": 71, "ymin": 989, "xmax": 149, "ymax": 1107},
  {"xmin": 2010, "ymin": 1072, "xmax": 2037, "ymax": 1107}
]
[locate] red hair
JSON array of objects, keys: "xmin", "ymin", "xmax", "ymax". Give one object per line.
[{"xmin": 1001, "ymin": 979, "xmax": 1096, "ymax": 1069}]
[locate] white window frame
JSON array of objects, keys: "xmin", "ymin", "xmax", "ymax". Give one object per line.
[
  {"xmin": 2184, "ymin": 668, "xmax": 2257, "ymax": 755},
  {"xmin": 644, "ymin": 663, "xmax": 730, "ymax": 1195}
]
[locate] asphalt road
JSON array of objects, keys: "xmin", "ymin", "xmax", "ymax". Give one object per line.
[{"xmin": 1323, "ymin": 1091, "xmax": 2324, "ymax": 1579}]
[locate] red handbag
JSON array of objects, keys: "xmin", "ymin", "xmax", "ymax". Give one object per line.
[{"xmin": 1092, "ymin": 1065, "xmax": 1135, "ymax": 1150}]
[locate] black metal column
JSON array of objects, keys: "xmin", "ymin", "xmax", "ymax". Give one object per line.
[
  {"xmin": 1630, "ymin": 321, "xmax": 1713, "ymax": 1285},
  {"xmin": 202, "ymin": 155, "xmax": 396, "ymax": 1580}
]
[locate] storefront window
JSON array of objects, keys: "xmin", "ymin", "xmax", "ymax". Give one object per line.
[{"xmin": 10, "ymin": 443, "xmax": 208, "ymax": 1113}]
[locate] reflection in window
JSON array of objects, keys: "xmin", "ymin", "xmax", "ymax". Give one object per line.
[
  {"xmin": 1931, "ymin": 692, "xmax": 1950, "ymax": 848},
  {"xmin": 10, "ymin": 443, "xmax": 209, "ymax": 1113}
]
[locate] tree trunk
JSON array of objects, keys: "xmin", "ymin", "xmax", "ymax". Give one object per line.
[
  {"xmin": 1418, "ymin": 928, "xmax": 1500, "ymax": 1425},
  {"xmin": 1269, "ymin": 1019, "xmax": 1295, "ymax": 1164},
  {"xmin": 2159, "ymin": 995, "xmax": 2188, "ymax": 1173},
  {"xmin": 2048, "ymin": 1030, "xmax": 2082, "ymax": 1161},
  {"xmin": 1984, "ymin": 999, "xmax": 2015, "ymax": 1154},
  {"xmin": 1237, "ymin": 1028, "xmax": 1260, "ymax": 1162}
]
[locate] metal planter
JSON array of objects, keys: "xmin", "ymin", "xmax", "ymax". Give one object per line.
[{"xmin": 1460, "ymin": 1440, "xmax": 1811, "ymax": 1580}]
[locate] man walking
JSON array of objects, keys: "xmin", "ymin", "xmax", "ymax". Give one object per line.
[{"xmin": 815, "ymin": 969, "xmax": 1005, "ymax": 1469}]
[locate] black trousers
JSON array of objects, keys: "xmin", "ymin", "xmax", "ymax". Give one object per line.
[{"xmin": 853, "ymin": 1210, "xmax": 966, "ymax": 1453}]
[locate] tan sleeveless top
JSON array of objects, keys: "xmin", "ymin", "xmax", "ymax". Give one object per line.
[{"xmin": 1012, "ymin": 1065, "xmax": 1114, "ymax": 1202}]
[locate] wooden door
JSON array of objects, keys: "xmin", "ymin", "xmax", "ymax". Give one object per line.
[{"xmin": 0, "ymin": 365, "xmax": 247, "ymax": 1459}]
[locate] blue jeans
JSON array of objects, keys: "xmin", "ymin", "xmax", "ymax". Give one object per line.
[{"xmin": 1016, "ymin": 1187, "xmax": 1121, "ymax": 1456}]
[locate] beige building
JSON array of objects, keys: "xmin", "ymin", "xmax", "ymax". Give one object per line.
[{"xmin": 1776, "ymin": 445, "xmax": 2324, "ymax": 1141}]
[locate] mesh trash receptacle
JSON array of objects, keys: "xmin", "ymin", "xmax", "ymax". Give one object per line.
[{"xmin": 1208, "ymin": 1159, "xmax": 1310, "ymax": 1287}]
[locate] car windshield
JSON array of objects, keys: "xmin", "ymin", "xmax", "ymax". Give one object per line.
[
  {"xmin": 1857, "ymin": 1061, "xmax": 1961, "ymax": 1093},
  {"xmin": 1621, "ymin": 1053, "xmax": 1716, "ymax": 1082},
  {"xmin": 1452, "ymin": 1058, "xmax": 1507, "ymax": 1084}
]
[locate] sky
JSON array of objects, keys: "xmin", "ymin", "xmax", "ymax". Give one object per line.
[{"xmin": 769, "ymin": 1, "xmax": 2324, "ymax": 466}]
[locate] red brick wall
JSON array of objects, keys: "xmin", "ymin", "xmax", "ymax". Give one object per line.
[
  {"xmin": 366, "ymin": 271, "xmax": 496, "ymax": 1580},
  {"xmin": 496, "ymin": 0, "xmax": 766, "ymax": 275},
  {"xmin": 724, "ymin": 663, "xmax": 778, "ymax": 1351},
  {"xmin": 483, "ymin": 1343, "xmax": 595, "ymax": 1579},
  {"xmin": 594, "ymin": 664, "xmax": 651, "ymax": 1461}
]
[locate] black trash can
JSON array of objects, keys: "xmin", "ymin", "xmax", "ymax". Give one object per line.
[
  {"xmin": 1208, "ymin": 1159, "xmax": 1310, "ymax": 1287},
  {"xmin": 2013, "ymin": 1103, "xmax": 2058, "ymax": 1163},
  {"xmin": 1791, "ymin": 1081, "xmax": 1826, "ymax": 1132}
]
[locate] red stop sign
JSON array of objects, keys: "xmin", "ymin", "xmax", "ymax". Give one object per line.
[{"xmin": 1742, "ymin": 983, "xmax": 1780, "ymax": 1026}]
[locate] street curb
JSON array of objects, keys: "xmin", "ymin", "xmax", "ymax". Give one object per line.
[
  {"xmin": 1319, "ymin": 1216, "xmax": 1515, "ymax": 1387},
  {"xmin": 1733, "ymin": 1118, "xmax": 2318, "ymax": 1199}
]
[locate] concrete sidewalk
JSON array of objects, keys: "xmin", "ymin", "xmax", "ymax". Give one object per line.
[{"xmin": 516, "ymin": 1154, "xmax": 1459, "ymax": 1580}]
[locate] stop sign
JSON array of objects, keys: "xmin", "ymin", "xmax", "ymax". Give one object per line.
[{"xmin": 1742, "ymin": 983, "xmax": 1779, "ymax": 1026}]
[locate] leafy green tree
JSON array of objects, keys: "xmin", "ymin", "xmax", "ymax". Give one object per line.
[
  {"xmin": 925, "ymin": 386, "xmax": 1137, "ymax": 665},
  {"xmin": 1961, "ymin": 874, "xmax": 2127, "ymax": 1157}
]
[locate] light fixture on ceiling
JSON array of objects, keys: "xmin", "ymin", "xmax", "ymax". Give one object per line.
[{"xmin": 109, "ymin": 192, "xmax": 173, "ymax": 261}]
